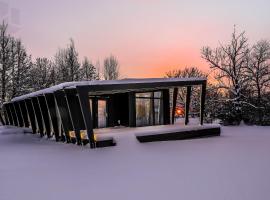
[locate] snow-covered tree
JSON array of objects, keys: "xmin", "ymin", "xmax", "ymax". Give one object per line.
[
  {"xmin": 30, "ymin": 58, "xmax": 55, "ymax": 91},
  {"xmin": 80, "ymin": 57, "xmax": 99, "ymax": 81},
  {"xmin": 245, "ymin": 40, "xmax": 270, "ymax": 123},
  {"xmin": 9, "ymin": 39, "xmax": 32, "ymax": 98},
  {"xmin": 0, "ymin": 22, "xmax": 12, "ymax": 103},
  {"xmin": 201, "ymin": 28, "xmax": 250, "ymax": 122},
  {"xmin": 54, "ymin": 39, "xmax": 80, "ymax": 83},
  {"xmin": 103, "ymin": 55, "xmax": 119, "ymax": 80}
]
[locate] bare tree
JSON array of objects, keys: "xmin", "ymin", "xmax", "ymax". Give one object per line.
[
  {"xmin": 165, "ymin": 66, "xmax": 207, "ymax": 79},
  {"xmin": 201, "ymin": 28, "xmax": 250, "ymax": 121},
  {"xmin": 103, "ymin": 55, "xmax": 119, "ymax": 80}
]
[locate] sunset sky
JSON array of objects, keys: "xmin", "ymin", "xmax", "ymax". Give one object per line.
[{"xmin": 3, "ymin": 0, "xmax": 270, "ymax": 78}]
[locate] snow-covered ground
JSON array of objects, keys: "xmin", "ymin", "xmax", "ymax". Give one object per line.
[{"xmin": 1, "ymin": 125, "xmax": 270, "ymax": 200}]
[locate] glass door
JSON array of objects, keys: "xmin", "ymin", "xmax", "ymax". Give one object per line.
[{"xmin": 98, "ymin": 100, "xmax": 107, "ymax": 128}]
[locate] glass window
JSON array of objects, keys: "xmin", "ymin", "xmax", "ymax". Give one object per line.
[{"xmin": 135, "ymin": 91, "xmax": 163, "ymax": 127}]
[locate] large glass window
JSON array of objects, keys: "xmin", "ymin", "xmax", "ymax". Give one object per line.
[
  {"xmin": 136, "ymin": 91, "xmax": 163, "ymax": 127},
  {"xmin": 98, "ymin": 100, "xmax": 107, "ymax": 128}
]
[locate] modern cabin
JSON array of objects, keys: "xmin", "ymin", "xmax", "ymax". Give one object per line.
[{"xmin": 1, "ymin": 78, "xmax": 220, "ymax": 148}]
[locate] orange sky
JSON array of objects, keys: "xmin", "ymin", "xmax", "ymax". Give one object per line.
[{"xmin": 5, "ymin": 0, "xmax": 270, "ymax": 78}]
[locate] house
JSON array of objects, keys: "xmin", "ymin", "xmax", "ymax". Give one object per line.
[{"xmin": 1, "ymin": 78, "xmax": 220, "ymax": 148}]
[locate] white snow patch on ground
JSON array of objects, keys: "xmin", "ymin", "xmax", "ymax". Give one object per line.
[{"xmin": 1, "ymin": 125, "xmax": 270, "ymax": 200}]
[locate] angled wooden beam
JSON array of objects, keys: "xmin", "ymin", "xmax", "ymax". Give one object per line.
[
  {"xmin": 2, "ymin": 105, "xmax": 9, "ymax": 125},
  {"xmin": 2, "ymin": 104, "xmax": 9, "ymax": 125},
  {"xmin": 0, "ymin": 109, "xmax": 5, "ymax": 125},
  {"xmin": 10, "ymin": 103, "xmax": 18, "ymax": 126},
  {"xmin": 185, "ymin": 86, "xmax": 192, "ymax": 125},
  {"xmin": 25, "ymin": 99, "xmax": 37, "ymax": 134},
  {"xmin": 37, "ymin": 96, "xmax": 52, "ymax": 138},
  {"xmin": 54, "ymin": 90, "xmax": 73, "ymax": 143},
  {"xmin": 200, "ymin": 81, "xmax": 207, "ymax": 125},
  {"xmin": 14, "ymin": 102, "xmax": 24, "ymax": 127},
  {"xmin": 44, "ymin": 93, "xmax": 61, "ymax": 141},
  {"xmin": 31, "ymin": 97, "xmax": 44, "ymax": 137},
  {"xmin": 171, "ymin": 88, "xmax": 178, "ymax": 124},
  {"xmin": 65, "ymin": 88, "xmax": 86, "ymax": 145},
  {"xmin": 76, "ymin": 86, "xmax": 95, "ymax": 148},
  {"xmin": 19, "ymin": 100, "xmax": 30, "ymax": 127}
]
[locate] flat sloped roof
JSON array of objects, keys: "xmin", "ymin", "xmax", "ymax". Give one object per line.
[{"xmin": 10, "ymin": 77, "xmax": 206, "ymax": 102}]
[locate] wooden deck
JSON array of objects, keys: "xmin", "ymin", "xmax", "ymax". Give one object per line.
[{"xmin": 94, "ymin": 121, "xmax": 221, "ymax": 144}]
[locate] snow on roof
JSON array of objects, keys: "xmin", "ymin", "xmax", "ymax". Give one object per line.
[{"xmin": 11, "ymin": 77, "xmax": 206, "ymax": 102}]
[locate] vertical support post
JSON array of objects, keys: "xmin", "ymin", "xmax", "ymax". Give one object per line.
[
  {"xmin": 44, "ymin": 93, "xmax": 60, "ymax": 141},
  {"xmin": 19, "ymin": 100, "xmax": 30, "ymax": 127},
  {"xmin": 25, "ymin": 99, "xmax": 37, "ymax": 134},
  {"xmin": 162, "ymin": 89, "xmax": 170, "ymax": 125},
  {"xmin": 92, "ymin": 98, "xmax": 98, "ymax": 128},
  {"xmin": 151, "ymin": 92, "xmax": 155, "ymax": 125},
  {"xmin": 185, "ymin": 86, "xmax": 192, "ymax": 125},
  {"xmin": 128, "ymin": 92, "xmax": 136, "ymax": 127},
  {"xmin": 76, "ymin": 86, "xmax": 95, "ymax": 148},
  {"xmin": 171, "ymin": 88, "xmax": 178, "ymax": 124},
  {"xmin": 200, "ymin": 81, "xmax": 207, "ymax": 125}
]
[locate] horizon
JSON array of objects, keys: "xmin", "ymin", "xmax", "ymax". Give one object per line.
[{"xmin": 3, "ymin": 0, "xmax": 270, "ymax": 78}]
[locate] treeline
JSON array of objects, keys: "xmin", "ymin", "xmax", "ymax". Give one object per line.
[
  {"xmin": 166, "ymin": 28, "xmax": 270, "ymax": 125},
  {"xmin": 0, "ymin": 22, "xmax": 120, "ymax": 104}
]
